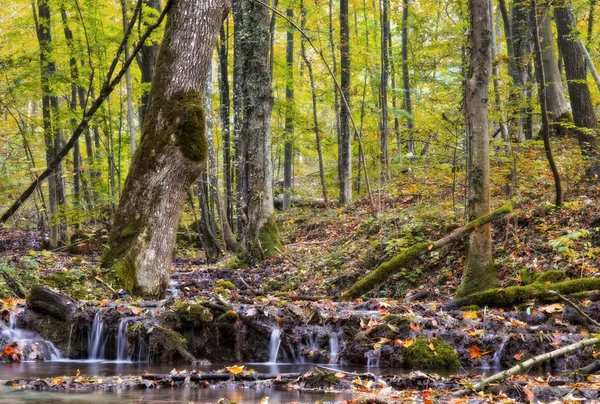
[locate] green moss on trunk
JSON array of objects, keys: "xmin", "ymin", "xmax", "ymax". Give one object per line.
[
  {"xmin": 456, "ymin": 259, "xmax": 497, "ymax": 298},
  {"xmin": 166, "ymin": 91, "xmax": 207, "ymax": 163},
  {"xmin": 258, "ymin": 215, "xmax": 282, "ymax": 258}
]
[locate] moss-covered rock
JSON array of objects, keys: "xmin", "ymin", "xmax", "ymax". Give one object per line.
[
  {"xmin": 371, "ymin": 315, "xmax": 411, "ymax": 339},
  {"xmin": 215, "ymin": 280, "xmax": 236, "ymax": 290},
  {"xmin": 403, "ymin": 336, "xmax": 460, "ymax": 369},
  {"xmin": 170, "ymin": 302, "xmax": 213, "ymax": 326},
  {"xmin": 217, "ymin": 310, "xmax": 239, "ymax": 323},
  {"xmin": 304, "ymin": 371, "xmax": 342, "ymax": 388},
  {"xmin": 147, "ymin": 326, "xmax": 190, "ymax": 363}
]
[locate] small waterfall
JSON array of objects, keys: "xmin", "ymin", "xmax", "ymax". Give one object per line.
[
  {"xmin": 116, "ymin": 317, "xmax": 135, "ymax": 361},
  {"xmin": 493, "ymin": 336, "xmax": 509, "ymax": 368},
  {"xmin": 167, "ymin": 280, "xmax": 181, "ymax": 299},
  {"xmin": 268, "ymin": 326, "xmax": 282, "ymax": 363},
  {"xmin": 1, "ymin": 310, "xmax": 62, "ymax": 361},
  {"xmin": 366, "ymin": 349, "xmax": 381, "ymax": 368},
  {"xmin": 328, "ymin": 331, "xmax": 339, "ymax": 364},
  {"xmin": 88, "ymin": 310, "xmax": 106, "ymax": 360}
]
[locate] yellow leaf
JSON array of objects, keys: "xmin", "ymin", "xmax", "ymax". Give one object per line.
[
  {"xmin": 28, "ymin": 250, "xmax": 36, "ymax": 256},
  {"xmin": 468, "ymin": 329, "xmax": 484, "ymax": 336},
  {"xmin": 540, "ymin": 303, "xmax": 563, "ymax": 313},
  {"xmin": 404, "ymin": 339, "xmax": 415, "ymax": 348},
  {"xmin": 52, "ymin": 377, "xmax": 62, "ymax": 385},
  {"xmin": 41, "ymin": 250, "xmax": 51, "ymax": 257},
  {"xmin": 226, "ymin": 365, "xmax": 245, "ymax": 375},
  {"xmin": 462, "ymin": 311, "xmax": 478, "ymax": 319},
  {"xmin": 259, "ymin": 397, "xmax": 269, "ymax": 404},
  {"xmin": 130, "ymin": 306, "xmax": 142, "ymax": 315},
  {"xmin": 428, "ymin": 342, "xmax": 435, "ymax": 351},
  {"xmin": 373, "ymin": 337, "xmax": 391, "ymax": 350}
]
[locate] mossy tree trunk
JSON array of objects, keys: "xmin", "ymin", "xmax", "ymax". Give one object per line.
[
  {"xmin": 457, "ymin": 0, "xmax": 495, "ymax": 298},
  {"xmin": 233, "ymin": 0, "xmax": 282, "ymax": 261},
  {"xmin": 101, "ymin": 0, "xmax": 229, "ymax": 298}
]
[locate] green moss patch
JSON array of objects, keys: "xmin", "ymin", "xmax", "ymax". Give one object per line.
[
  {"xmin": 258, "ymin": 214, "xmax": 282, "ymax": 258},
  {"xmin": 165, "ymin": 91, "xmax": 207, "ymax": 163},
  {"xmin": 403, "ymin": 336, "xmax": 460, "ymax": 369}
]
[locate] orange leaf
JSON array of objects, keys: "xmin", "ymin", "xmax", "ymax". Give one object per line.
[
  {"xmin": 409, "ymin": 323, "xmax": 420, "ymax": 332},
  {"xmin": 462, "ymin": 311, "xmax": 478, "ymax": 319},
  {"xmin": 473, "ymin": 225, "xmax": 479, "ymax": 231},
  {"xmin": 469, "ymin": 346, "xmax": 482, "ymax": 359},
  {"xmin": 428, "ymin": 244, "xmax": 433, "ymax": 251},
  {"xmin": 514, "ymin": 353, "xmax": 522, "ymax": 360}
]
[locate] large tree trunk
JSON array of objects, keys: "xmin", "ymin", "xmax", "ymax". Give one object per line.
[
  {"xmin": 339, "ymin": 0, "xmax": 352, "ymax": 204},
  {"xmin": 34, "ymin": 0, "xmax": 69, "ymax": 248},
  {"xmin": 555, "ymin": 0, "xmax": 600, "ymax": 178},
  {"xmin": 101, "ymin": 0, "xmax": 229, "ymax": 298},
  {"xmin": 457, "ymin": 0, "xmax": 495, "ymax": 298},
  {"xmin": 282, "ymin": 8, "xmax": 294, "ymax": 211},
  {"xmin": 539, "ymin": 7, "xmax": 570, "ymax": 122},
  {"xmin": 234, "ymin": 0, "xmax": 281, "ymax": 260}
]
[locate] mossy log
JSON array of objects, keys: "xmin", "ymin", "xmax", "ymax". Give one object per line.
[
  {"xmin": 342, "ymin": 201, "xmax": 513, "ymax": 300},
  {"xmin": 443, "ymin": 278, "xmax": 600, "ymax": 310},
  {"xmin": 1, "ymin": 269, "xmax": 26, "ymax": 298},
  {"xmin": 27, "ymin": 285, "xmax": 77, "ymax": 321}
]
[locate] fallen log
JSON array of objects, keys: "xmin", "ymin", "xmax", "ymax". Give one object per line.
[
  {"xmin": 453, "ymin": 335, "xmax": 600, "ymax": 396},
  {"xmin": 1, "ymin": 269, "xmax": 26, "ymax": 298},
  {"xmin": 342, "ymin": 201, "xmax": 513, "ymax": 300},
  {"xmin": 142, "ymin": 372, "xmax": 301, "ymax": 381},
  {"xmin": 442, "ymin": 278, "xmax": 600, "ymax": 310},
  {"xmin": 27, "ymin": 285, "xmax": 77, "ymax": 321}
]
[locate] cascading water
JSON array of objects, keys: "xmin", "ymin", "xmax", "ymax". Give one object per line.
[
  {"xmin": 268, "ymin": 326, "xmax": 281, "ymax": 363},
  {"xmin": 492, "ymin": 336, "xmax": 510, "ymax": 368},
  {"xmin": 88, "ymin": 310, "xmax": 106, "ymax": 360},
  {"xmin": 328, "ymin": 331, "xmax": 339, "ymax": 364},
  {"xmin": 1, "ymin": 310, "xmax": 62, "ymax": 361},
  {"xmin": 116, "ymin": 317, "xmax": 135, "ymax": 362}
]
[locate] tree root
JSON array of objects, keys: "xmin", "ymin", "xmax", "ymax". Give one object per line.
[{"xmin": 342, "ymin": 201, "xmax": 513, "ymax": 300}]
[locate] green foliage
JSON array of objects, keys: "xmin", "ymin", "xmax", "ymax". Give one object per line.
[{"xmin": 548, "ymin": 229, "xmax": 591, "ymax": 257}]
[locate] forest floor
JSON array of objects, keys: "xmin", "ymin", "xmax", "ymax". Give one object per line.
[{"xmin": 2, "ymin": 139, "xmax": 600, "ymax": 402}]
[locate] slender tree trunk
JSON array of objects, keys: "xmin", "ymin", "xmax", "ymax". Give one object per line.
[
  {"xmin": 234, "ymin": 0, "xmax": 281, "ymax": 260},
  {"xmin": 532, "ymin": 0, "xmax": 563, "ymax": 206},
  {"xmin": 34, "ymin": 0, "xmax": 69, "ymax": 248},
  {"xmin": 457, "ymin": 0, "xmax": 496, "ymax": 298},
  {"xmin": 513, "ymin": 0, "xmax": 533, "ymax": 140},
  {"xmin": 555, "ymin": 0, "xmax": 600, "ymax": 178},
  {"xmin": 136, "ymin": 0, "xmax": 162, "ymax": 129},
  {"xmin": 489, "ymin": 0, "xmax": 509, "ymax": 145},
  {"xmin": 339, "ymin": 0, "xmax": 352, "ymax": 204},
  {"xmin": 329, "ymin": 0, "xmax": 342, "ymax": 186},
  {"xmin": 401, "ymin": 0, "xmax": 414, "ymax": 154},
  {"xmin": 218, "ymin": 23, "xmax": 234, "ymax": 228},
  {"xmin": 379, "ymin": 0, "xmax": 390, "ymax": 179},
  {"xmin": 101, "ymin": 0, "xmax": 229, "ymax": 298},
  {"xmin": 282, "ymin": 8, "xmax": 294, "ymax": 210},
  {"xmin": 120, "ymin": 0, "xmax": 137, "ymax": 155},
  {"xmin": 300, "ymin": 0, "xmax": 328, "ymax": 205},
  {"xmin": 389, "ymin": 29, "xmax": 401, "ymax": 159}
]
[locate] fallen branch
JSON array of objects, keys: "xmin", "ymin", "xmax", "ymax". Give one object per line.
[
  {"xmin": 316, "ymin": 365, "xmax": 375, "ymax": 379},
  {"xmin": 454, "ymin": 335, "xmax": 600, "ymax": 396},
  {"xmin": 1, "ymin": 270, "xmax": 26, "ymax": 298},
  {"xmin": 548, "ymin": 290, "xmax": 600, "ymax": 328},
  {"xmin": 342, "ymin": 201, "xmax": 513, "ymax": 300}
]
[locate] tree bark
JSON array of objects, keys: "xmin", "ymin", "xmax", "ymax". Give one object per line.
[
  {"xmin": 328, "ymin": 0, "xmax": 342, "ymax": 188},
  {"xmin": 218, "ymin": 23, "xmax": 234, "ymax": 228},
  {"xmin": 34, "ymin": 0, "xmax": 69, "ymax": 248},
  {"xmin": 555, "ymin": 1, "xmax": 600, "ymax": 178},
  {"xmin": 234, "ymin": 0, "xmax": 282, "ymax": 260},
  {"xmin": 282, "ymin": 8, "xmax": 294, "ymax": 210},
  {"xmin": 379, "ymin": 0, "xmax": 390, "ymax": 179},
  {"xmin": 531, "ymin": 0, "xmax": 563, "ymax": 207},
  {"xmin": 101, "ymin": 0, "xmax": 229, "ymax": 298},
  {"xmin": 539, "ymin": 7, "xmax": 571, "ymax": 122},
  {"xmin": 402, "ymin": 0, "xmax": 414, "ymax": 155},
  {"xmin": 457, "ymin": 0, "xmax": 495, "ymax": 298},
  {"xmin": 339, "ymin": 0, "xmax": 352, "ymax": 204}
]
